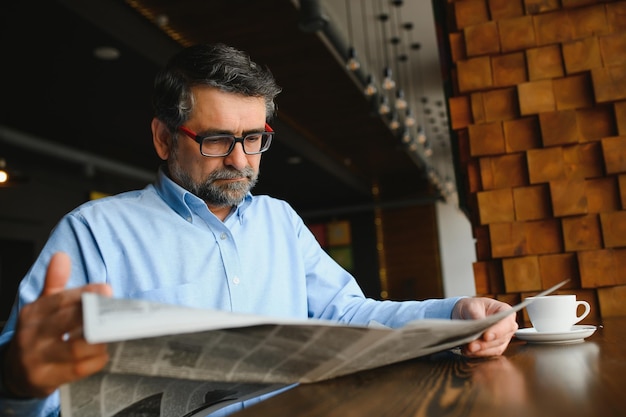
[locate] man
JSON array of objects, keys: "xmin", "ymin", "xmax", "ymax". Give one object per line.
[{"xmin": 0, "ymin": 43, "xmax": 518, "ymax": 417}]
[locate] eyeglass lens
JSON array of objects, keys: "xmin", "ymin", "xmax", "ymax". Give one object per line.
[{"xmin": 202, "ymin": 133, "xmax": 272, "ymax": 156}]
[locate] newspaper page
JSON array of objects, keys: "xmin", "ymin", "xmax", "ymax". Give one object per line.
[
  {"xmin": 60, "ymin": 371, "xmax": 288, "ymax": 417},
  {"xmin": 61, "ymin": 281, "xmax": 567, "ymax": 416}
]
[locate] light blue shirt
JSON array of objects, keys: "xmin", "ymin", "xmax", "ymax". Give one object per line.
[{"xmin": 0, "ymin": 168, "xmax": 461, "ymax": 416}]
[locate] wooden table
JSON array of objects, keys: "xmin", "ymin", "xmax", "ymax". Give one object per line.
[{"xmin": 231, "ymin": 316, "xmax": 626, "ymax": 417}]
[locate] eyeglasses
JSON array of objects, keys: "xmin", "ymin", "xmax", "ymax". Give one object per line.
[{"xmin": 178, "ymin": 123, "xmax": 274, "ymax": 157}]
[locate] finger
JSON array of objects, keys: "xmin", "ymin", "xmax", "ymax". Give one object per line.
[
  {"xmin": 85, "ymin": 282, "xmax": 113, "ymax": 297},
  {"xmin": 468, "ymin": 335, "xmax": 516, "ymax": 357},
  {"xmin": 463, "ymin": 320, "xmax": 518, "ymax": 357},
  {"xmin": 51, "ymin": 337, "xmax": 109, "ymax": 365},
  {"xmin": 42, "ymin": 252, "xmax": 72, "ymax": 296},
  {"xmin": 463, "ymin": 335, "xmax": 507, "ymax": 356},
  {"xmin": 464, "ymin": 342, "xmax": 507, "ymax": 358},
  {"xmin": 74, "ymin": 349, "xmax": 110, "ymax": 378},
  {"xmin": 41, "ymin": 251, "xmax": 111, "ymax": 299},
  {"xmin": 9, "ymin": 341, "xmax": 110, "ymax": 397}
]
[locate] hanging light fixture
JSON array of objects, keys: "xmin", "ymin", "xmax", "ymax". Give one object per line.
[
  {"xmin": 0, "ymin": 158, "xmax": 29, "ymax": 187},
  {"xmin": 423, "ymin": 139, "xmax": 433, "ymax": 157},
  {"xmin": 416, "ymin": 125, "xmax": 427, "ymax": 144},
  {"xmin": 394, "ymin": 68, "xmax": 408, "ymax": 109},
  {"xmin": 402, "ymin": 18, "xmax": 431, "ymax": 151},
  {"xmin": 378, "ymin": 95, "xmax": 391, "ymax": 115},
  {"xmin": 445, "ymin": 176, "xmax": 455, "ymax": 193},
  {"xmin": 364, "ymin": 74, "xmax": 378, "ymax": 96},
  {"xmin": 389, "ymin": 3, "xmax": 406, "ymax": 110},
  {"xmin": 398, "ymin": 20, "xmax": 417, "ymax": 128},
  {"xmin": 377, "ymin": 4, "xmax": 395, "ymax": 91},
  {"xmin": 412, "ymin": 41, "xmax": 427, "ymax": 134},
  {"xmin": 382, "ymin": 66, "xmax": 395, "ymax": 90},
  {"xmin": 360, "ymin": 0, "xmax": 377, "ymax": 96},
  {"xmin": 389, "ymin": 111, "xmax": 400, "ymax": 130},
  {"xmin": 344, "ymin": 0, "xmax": 360, "ymax": 71},
  {"xmin": 401, "ymin": 127, "xmax": 412, "ymax": 144},
  {"xmin": 0, "ymin": 158, "xmax": 8, "ymax": 184},
  {"xmin": 405, "ymin": 107, "xmax": 416, "ymax": 126},
  {"xmin": 346, "ymin": 47, "xmax": 360, "ymax": 71},
  {"xmin": 395, "ymin": 88, "xmax": 407, "ymax": 110}
]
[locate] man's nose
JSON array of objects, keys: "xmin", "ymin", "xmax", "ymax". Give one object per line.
[{"xmin": 223, "ymin": 141, "xmax": 249, "ymax": 169}]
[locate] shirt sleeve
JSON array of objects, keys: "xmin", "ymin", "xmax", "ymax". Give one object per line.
[
  {"xmin": 0, "ymin": 339, "xmax": 60, "ymax": 416},
  {"xmin": 0, "ymin": 390, "xmax": 60, "ymax": 417},
  {"xmin": 0, "ymin": 212, "xmax": 104, "ymax": 417},
  {"xmin": 295, "ymin": 213, "xmax": 463, "ymax": 328}
]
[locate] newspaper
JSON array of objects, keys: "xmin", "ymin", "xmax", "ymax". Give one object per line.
[{"xmin": 60, "ymin": 280, "xmax": 567, "ymax": 416}]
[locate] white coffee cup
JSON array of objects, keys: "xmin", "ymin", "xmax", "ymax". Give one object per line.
[{"xmin": 525, "ymin": 294, "xmax": 590, "ymax": 332}]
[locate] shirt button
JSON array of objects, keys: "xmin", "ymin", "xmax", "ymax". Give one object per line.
[
  {"xmin": 233, "ymin": 276, "xmax": 240, "ymax": 285},
  {"xmin": 220, "ymin": 232, "xmax": 228, "ymax": 240}
]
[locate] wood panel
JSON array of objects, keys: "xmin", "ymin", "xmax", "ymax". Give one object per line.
[
  {"xmin": 380, "ymin": 204, "xmax": 443, "ymax": 300},
  {"xmin": 446, "ymin": 0, "xmax": 626, "ymax": 321}
]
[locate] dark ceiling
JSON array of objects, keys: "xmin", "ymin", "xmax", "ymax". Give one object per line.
[{"xmin": 0, "ymin": 0, "xmax": 440, "ymax": 219}]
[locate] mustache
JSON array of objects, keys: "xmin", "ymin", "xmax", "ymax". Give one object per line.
[{"xmin": 208, "ymin": 166, "xmax": 255, "ymax": 181}]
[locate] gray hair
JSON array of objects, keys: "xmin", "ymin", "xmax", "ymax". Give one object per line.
[{"xmin": 152, "ymin": 43, "xmax": 282, "ymax": 132}]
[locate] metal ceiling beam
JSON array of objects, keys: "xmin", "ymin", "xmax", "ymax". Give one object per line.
[{"xmin": 0, "ymin": 125, "xmax": 155, "ymax": 183}]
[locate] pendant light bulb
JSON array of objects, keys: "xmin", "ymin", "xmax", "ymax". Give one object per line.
[
  {"xmin": 364, "ymin": 75, "xmax": 377, "ymax": 96},
  {"xmin": 416, "ymin": 125, "xmax": 427, "ymax": 144},
  {"xmin": 382, "ymin": 67, "xmax": 395, "ymax": 90},
  {"xmin": 389, "ymin": 112, "xmax": 400, "ymax": 130},
  {"xmin": 405, "ymin": 108, "xmax": 416, "ymax": 127},
  {"xmin": 423, "ymin": 140, "xmax": 433, "ymax": 157},
  {"xmin": 0, "ymin": 158, "xmax": 8, "ymax": 184},
  {"xmin": 401, "ymin": 128, "xmax": 412, "ymax": 144},
  {"xmin": 445, "ymin": 177, "xmax": 455, "ymax": 192},
  {"xmin": 346, "ymin": 47, "xmax": 361, "ymax": 71},
  {"xmin": 379, "ymin": 95, "xmax": 391, "ymax": 115},
  {"xmin": 395, "ymin": 89, "xmax": 407, "ymax": 110}
]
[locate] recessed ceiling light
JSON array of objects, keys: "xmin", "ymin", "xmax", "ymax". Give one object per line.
[
  {"xmin": 155, "ymin": 14, "xmax": 169, "ymax": 27},
  {"xmin": 93, "ymin": 46, "xmax": 121, "ymax": 61}
]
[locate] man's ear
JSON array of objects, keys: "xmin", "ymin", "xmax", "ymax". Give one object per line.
[{"xmin": 152, "ymin": 118, "xmax": 172, "ymax": 160}]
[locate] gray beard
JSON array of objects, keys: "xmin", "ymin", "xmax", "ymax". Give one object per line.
[{"xmin": 168, "ymin": 156, "xmax": 258, "ymax": 207}]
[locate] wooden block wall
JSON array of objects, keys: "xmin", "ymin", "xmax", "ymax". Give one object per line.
[{"xmin": 446, "ymin": 0, "xmax": 626, "ymax": 321}]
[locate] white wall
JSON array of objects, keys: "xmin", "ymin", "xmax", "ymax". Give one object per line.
[{"xmin": 436, "ymin": 201, "xmax": 477, "ymax": 297}]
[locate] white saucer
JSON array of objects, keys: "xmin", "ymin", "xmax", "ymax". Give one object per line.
[{"xmin": 515, "ymin": 325, "xmax": 597, "ymax": 344}]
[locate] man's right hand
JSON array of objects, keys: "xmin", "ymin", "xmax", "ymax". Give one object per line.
[{"xmin": 1, "ymin": 252, "xmax": 112, "ymax": 398}]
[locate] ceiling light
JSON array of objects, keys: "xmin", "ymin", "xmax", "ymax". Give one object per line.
[
  {"xmin": 344, "ymin": 0, "xmax": 360, "ymax": 71},
  {"xmin": 287, "ymin": 156, "xmax": 302, "ymax": 165},
  {"xmin": 378, "ymin": 95, "xmax": 391, "ymax": 115},
  {"xmin": 155, "ymin": 14, "xmax": 169, "ymax": 27},
  {"xmin": 389, "ymin": 112, "xmax": 400, "ymax": 130},
  {"xmin": 93, "ymin": 46, "xmax": 120, "ymax": 61},
  {"xmin": 364, "ymin": 75, "xmax": 377, "ymax": 96},
  {"xmin": 0, "ymin": 158, "xmax": 8, "ymax": 184},
  {"xmin": 382, "ymin": 67, "xmax": 395, "ymax": 90},
  {"xmin": 0, "ymin": 158, "xmax": 28, "ymax": 186},
  {"xmin": 405, "ymin": 108, "xmax": 416, "ymax": 127},
  {"xmin": 423, "ymin": 140, "xmax": 433, "ymax": 157},
  {"xmin": 346, "ymin": 47, "xmax": 360, "ymax": 71},
  {"xmin": 395, "ymin": 89, "xmax": 407, "ymax": 110},
  {"xmin": 416, "ymin": 125, "xmax": 427, "ymax": 144},
  {"xmin": 401, "ymin": 128, "xmax": 412, "ymax": 144}
]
